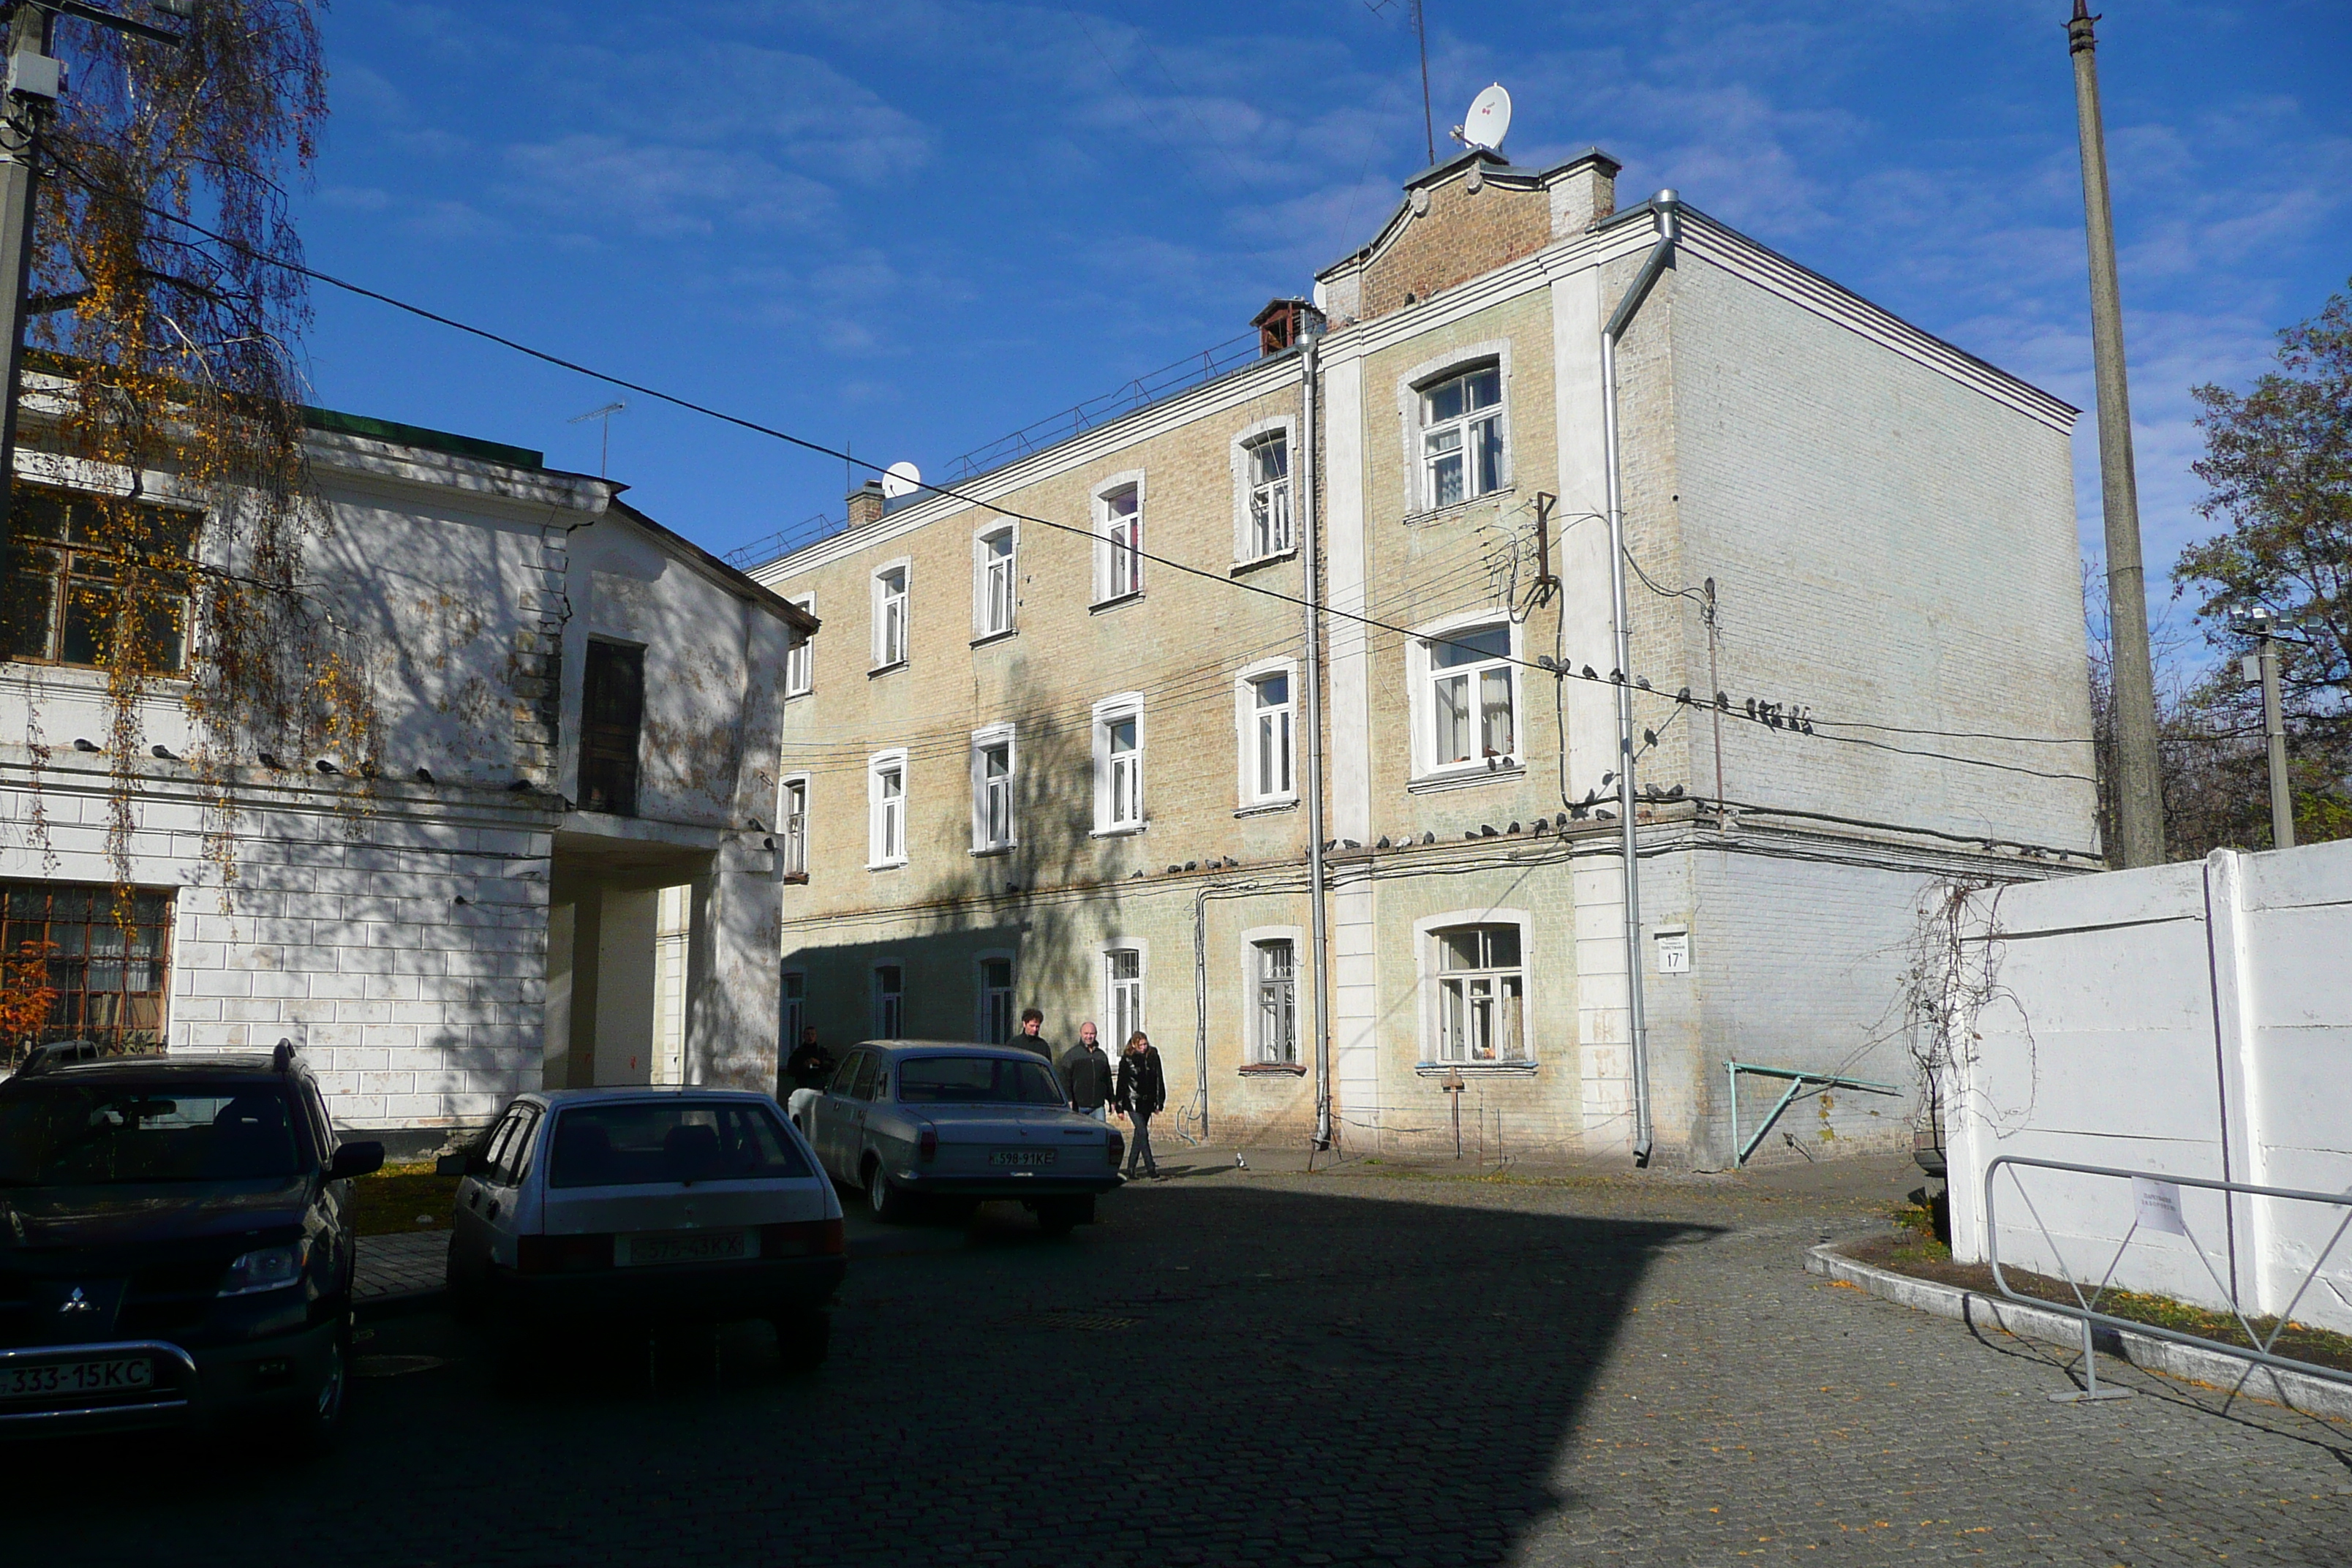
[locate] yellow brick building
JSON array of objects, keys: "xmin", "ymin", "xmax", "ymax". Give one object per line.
[{"xmin": 750, "ymin": 146, "xmax": 2096, "ymax": 1168}]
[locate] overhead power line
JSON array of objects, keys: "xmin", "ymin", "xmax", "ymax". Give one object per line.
[{"xmin": 53, "ymin": 154, "xmax": 2097, "ymax": 788}]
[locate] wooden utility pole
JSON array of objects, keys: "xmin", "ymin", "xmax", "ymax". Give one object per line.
[{"xmin": 2068, "ymin": 1, "xmax": 2166, "ymax": 867}]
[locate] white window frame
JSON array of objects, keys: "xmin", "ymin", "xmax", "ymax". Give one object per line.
[
  {"xmin": 1102, "ymin": 941, "xmax": 1147, "ymax": 1051},
  {"xmin": 779, "ymin": 773, "xmax": 810, "ymax": 877},
  {"xmin": 784, "ymin": 594, "xmax": 815, "ymax": 696},
  {"xmin": 871, "ymin": 559, "xmax": 910, "ymax": 671},
  {"xmin": 1398, "ymin": 342, "xmax": 1513, "ymax": 516},
  {"xmin": 1092, "ymin": 692, "xmax": 1145, "ymax": 834},
  {"xmin": 867, "ymin": 748, "xmax": 908, "ymax": 870},
  {"xmin": 1092, "ymin": 472, "xmax": 1146, "ymax": 606},
  {"xmin": 1408, "ymin": 612, "xmax": 1520, "ymax": 780},
  {"xmin": 1413, "ymin": 908, "xmax": 1534, "ymax": 1067},
  {"xmin": 973, "ymin": 523, "xmax": 1018, "ymax": 639},
  {"xmin": 975, "ymin": 951, "xmax": 1016, "ymax": 1046},
  {"xmin": 970, "ymin": 723, "xmax": 1017, "ymax": 853},
  {"xmin": 1233, "ymin": 657, "xmax": 1299, "ymax": 808},
  {"xmin": 1229, "ymin": 417, "xmax": 1296, "ymax": 564},
  {"xmin": 871, "ymin": 957, "xmax": 905, "ymax": 1039},
  {"xmin": 1240, "ymin": 924, "xmax": 1305, "ymax": 1068}
]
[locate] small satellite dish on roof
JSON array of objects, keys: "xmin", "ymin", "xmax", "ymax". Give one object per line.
[
  {"xmin": 1454, "ymin": 83, "xmax": 1512, "ymax": 154},
  {"xmin": 880, "ymin": 460, "xmax": 922, "ymax": 500}
]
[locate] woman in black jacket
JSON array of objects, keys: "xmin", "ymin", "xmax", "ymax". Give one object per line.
[{"xmin": 1113, "ymin": 1030, "xmax": 1165, "ymax": 1179}]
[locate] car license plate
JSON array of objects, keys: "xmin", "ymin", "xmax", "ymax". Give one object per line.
[
  {"xmin": 616, "ymin": 1229, "xmax": 753, "ymax": 1267},
  {"xmin": 990, "ymin": 1149, "xmax": 1058, "ymax": 1167},
  {"xmin": 0, "ymin": 1357, "xmax": 154, "ymax": 1401}
]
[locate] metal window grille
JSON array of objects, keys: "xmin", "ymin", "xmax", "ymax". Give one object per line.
[{"xmin": 0, "ymin": 883, "xmax": 173, "ymax": 1061}]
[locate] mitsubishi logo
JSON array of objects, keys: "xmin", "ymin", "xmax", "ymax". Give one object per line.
[{"xmin": 59, "ymin": 1286, "xmax": 94, "ymax": 1316}]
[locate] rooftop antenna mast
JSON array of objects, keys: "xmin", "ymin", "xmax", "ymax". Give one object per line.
[
  {"xmin": 568, "ymin": 400, "xmax": 626, "ymax": 478},
  {"xmin": 1411, "ymin": 0, "xmax": 1435, "ymax": 165}
]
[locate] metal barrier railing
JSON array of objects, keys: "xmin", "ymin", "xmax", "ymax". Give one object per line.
[
  {"xmin": 1983, "ymin": 1154, "xmax": 2352, "ymax": 1403},
  {"xmin": 1725, "ymin": 1061, "xmax": 1899, "ymax": 1167}
]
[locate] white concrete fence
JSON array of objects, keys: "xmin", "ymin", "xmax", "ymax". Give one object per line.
[{"xmin": 1943, "ymin": 838, "xmax": 2352, "ymax": 1335}]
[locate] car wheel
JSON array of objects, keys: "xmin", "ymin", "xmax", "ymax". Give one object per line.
[
  {"xmin": 286, "ymin": 1318, "xmax": 350, "ymax": 1452},
  {"xmin": 771, "ymin": 1307, "xmax": 832, "ymax": 1373},
  {"xmin": 866, "ymin": 1159, "xmax": 916, "ymax": 1224}
]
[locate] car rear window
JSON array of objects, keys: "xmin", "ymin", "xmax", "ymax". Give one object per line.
[
  {"xmin": 0, "ymin": 1080, "xmax": 302, "ymax": 1186},
  {"xmin": 548, "ymin": 1101, "xmax": 813, "ymax": 1188},
  {"xmin": 896, "ymin": 1056, "xmax": 1066, "ymax": 1105}
]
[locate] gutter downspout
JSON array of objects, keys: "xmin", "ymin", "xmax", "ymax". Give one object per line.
[
  {"xmin": 1599, "ymin": 189, "xmax": 1679, "ymax": 1169},
  {"xmin": 1302, "ymin": 332, "xmax": 1333, "ymax": 1150}
]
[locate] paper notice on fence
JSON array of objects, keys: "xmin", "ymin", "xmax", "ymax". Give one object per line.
[{"xmin": 2133, "ymin": 1176, "xmax": 2189, "ymax": 1237}]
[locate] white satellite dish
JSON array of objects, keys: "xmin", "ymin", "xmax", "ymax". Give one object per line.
[
  {"xmin": 880, "ymin": 460, "xmax": 922, "ymax": 500},
  {"xmin": 1458, "ymin": 83, "xmax": 1512, "ymax": 153}
]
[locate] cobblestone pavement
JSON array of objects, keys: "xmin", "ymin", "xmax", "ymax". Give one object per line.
[
  {"xmin": 15, "ymin": 1153, "xmax": 2351, "ymax": 1566},
  {"xmin": 354, "ymin": 1230, "xmax": 449, "ymax": 1302}
]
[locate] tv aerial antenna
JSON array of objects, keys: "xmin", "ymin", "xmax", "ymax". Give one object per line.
[
  {"xmin": 568, "ymin": 400, "xmax": 627, "ymax": 478},
  {"xmin": 1450, "ymin": 83, "xmax": 1512, "ymax": 154}
]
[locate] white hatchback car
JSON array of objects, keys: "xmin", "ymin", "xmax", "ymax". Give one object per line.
[{"xmin": 445, "ymin": 1088, "xmax": 844, "ymax": 1367}]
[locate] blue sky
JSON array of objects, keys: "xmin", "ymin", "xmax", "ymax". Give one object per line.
[{"xmin": 290, "ymin": 1, "xmax": 2349, "ymax": 657}]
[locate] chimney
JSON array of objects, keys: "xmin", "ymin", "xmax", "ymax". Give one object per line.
[
  {"xmin": 846, "ymin": 478, "xmax": 885, "ymax": 527},
  {"xmin": 1251, "ymin": 297, "xmax": 1327, "ymax": 358},
  {"xmin": 1545, "ymin": 149, "xmax": 1622, "ymax": 237}
]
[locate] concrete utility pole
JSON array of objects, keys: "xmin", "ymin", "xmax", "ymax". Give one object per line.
[
  {"xmin": 0, "ymin": 3, "xmax": 58, "ymax": 586},
  {"xmin": 2230, "ymin": 607, "xmax": 2295, "ymax": 851},
  {"xmin": 2068, "ymin": 1, "xmax": 2166, "ymax": 867}
]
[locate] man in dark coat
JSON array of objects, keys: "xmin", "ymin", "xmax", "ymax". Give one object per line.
[
  {"xmin": 1060, "ymin": 1021, "xmax": 1115, "ymax": 1121},
  {"xmin": 784, "ymin": 1026, "xmax": 835, "ymax": 1092},
  {"xmin": 1014, "ymin": 1008, "xmax": 1052, "ymax": 1059}
]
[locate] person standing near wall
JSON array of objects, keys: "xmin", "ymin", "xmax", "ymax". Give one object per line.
[
  {"xmin": 784, "ymin": 1026, "xmax": 835, "ymax": 1092},
  {"xmin": 1015, "ymin": 1008, "xmax": 1052, "ymax": 1060},
  {"xmin": 1062, "ymin": 1022, "xmax": 1114, "ymax": 1122},
  {"xmin": 1115, "ymin": 1030, "xmax": 1164, "ymax": 1179}
]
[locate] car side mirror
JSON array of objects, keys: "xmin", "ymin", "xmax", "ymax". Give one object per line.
[
  {"xmin": 463, "ymin": 1153, "xmax": 494, "ymax": 1177},
  {"xmin": 329, "ymin": 1141, "xmax": 385, "ymax": 1180}
]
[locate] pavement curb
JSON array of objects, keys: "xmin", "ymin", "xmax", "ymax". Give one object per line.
[{"xmin": 1806, "ymin": 1241, "xmax": 2352, "ymax": 1425}]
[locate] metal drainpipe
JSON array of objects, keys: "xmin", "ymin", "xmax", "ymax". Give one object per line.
[
  {"xmin": 1599, "ymin": 191, "xmax": 1680, "ymax": 1169},
  {"xmin": 1302, "ymin": 332, "xmax": 1333, "ymax": 1150}
]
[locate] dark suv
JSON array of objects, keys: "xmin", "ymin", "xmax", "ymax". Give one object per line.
[{"xmin": 0, "ymin": 1045, "xmax": 382, "ymax": 1441}]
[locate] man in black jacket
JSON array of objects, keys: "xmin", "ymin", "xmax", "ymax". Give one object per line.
[
  {"xmin": 1014, "ymin": 1008, "xmax": 1052, "ymax": 1059},
  {"xmin": 784, "ymin": 1026, "xmax": 835, "ymax": 1092},
  {"xmin": 1060, "ymin": 1022, "xmax": 1115, "ymax": 1121}
]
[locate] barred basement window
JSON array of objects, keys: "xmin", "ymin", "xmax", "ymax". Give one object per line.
[
  {"xmin": 0, "ymin": 883, "xmax": 173, "ymax": 1059},
  {"xmin": 0, "ymin": 488, "xmax": 199, "ymax": 674}
]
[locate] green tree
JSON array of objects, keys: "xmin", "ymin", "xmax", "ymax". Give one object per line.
[{"xmin": 2171, "ymin": 280, "xmax": 2352, "ymax": 848}]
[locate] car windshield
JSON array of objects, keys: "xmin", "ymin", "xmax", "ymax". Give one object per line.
[
  {"xmin": 896, "ymin": 1055, "xmax": 1066, "ymax": 1105},
  {"xmin": 0, "ymin": 1080, "xmax": 303, "ymax": 1186},
  {"xmin": 548, "ymin": 1101, "xmax": 813, "ymax": 1188}
]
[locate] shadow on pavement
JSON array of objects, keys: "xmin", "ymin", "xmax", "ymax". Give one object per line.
[{"xmin": 10, "ymin": 1180, "xmax": 1715, "ymax": 1568}]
